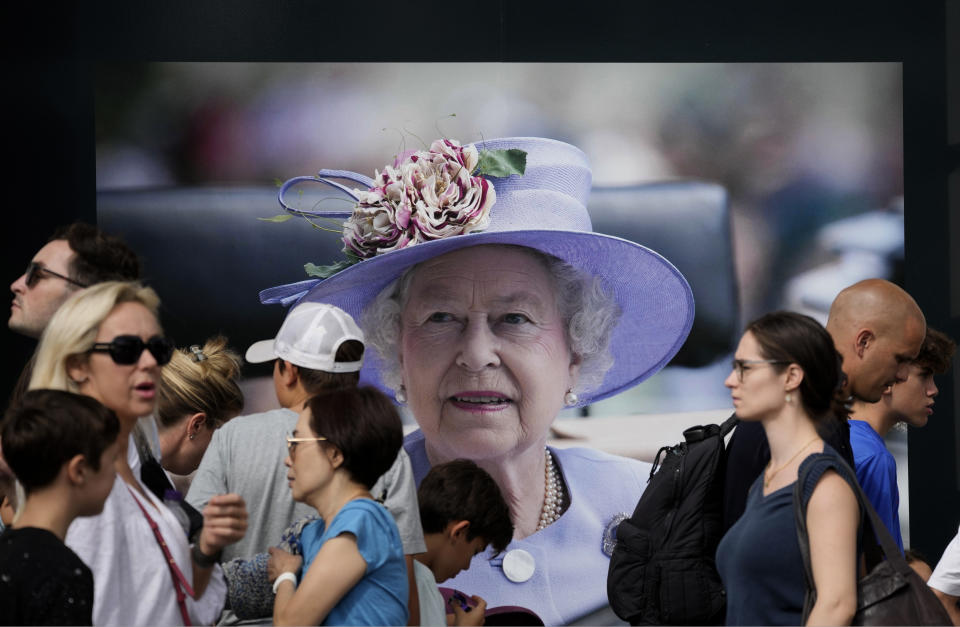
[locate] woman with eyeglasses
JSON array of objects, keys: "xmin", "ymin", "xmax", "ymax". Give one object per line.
[
  {"xmin": 267, "ymin": 386, "xmax": 408, "ymax": 626},
  {"xmin": 27, "ymin": 281, "xmax": 248, "ymax": 626},
  {"xmin": 715, "ymin": 311, "xmax": 860, "ymax": 626}
]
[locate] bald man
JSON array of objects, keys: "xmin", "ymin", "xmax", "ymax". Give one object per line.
[
  {"xmin": 826, "ymin": 278, "xmax": 926, "ymax": 403},
  {"xmin": 723, "ymin": 279, "xmax": 927, "ymax": 531}
]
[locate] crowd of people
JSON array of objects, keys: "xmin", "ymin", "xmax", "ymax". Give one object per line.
[{"xmin": 1, "ymin": 135, "xmax": 958, "ymax": 626}]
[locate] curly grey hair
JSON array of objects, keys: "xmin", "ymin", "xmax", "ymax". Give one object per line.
[{"xmin": 362, "ymin": 245, "xmax": 621, "ymax": 398}]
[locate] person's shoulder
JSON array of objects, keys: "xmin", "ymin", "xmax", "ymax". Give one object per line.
[
  {"xmin": 552, "ymin": 446, "xmax": 650, "ymax": 487},
  {"xmin": 848, "ymin": 419, "xmax": 883, "ymax": 443},
  {"xmin": 345, "ymin": 499, "xmax": 397, "ymax": 531},
  {"xmin": 848, "ymin": 421, "xmax": 890, "ymax": 458},
  {"xmin": 218, "ymin": 408, "xmax": 297, "ymax": 437},
  {"xmin": 799, "ymin": 446, "xmax": 857, "ymax": 500},
  {"xmin": 1, "ymin": 527, "xmax": 89, "ymax": 571}
]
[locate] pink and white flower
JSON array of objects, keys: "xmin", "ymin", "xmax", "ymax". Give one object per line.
[{"xmin": 343, "ymin": 139, "xmax": 496, "ymax": 259}]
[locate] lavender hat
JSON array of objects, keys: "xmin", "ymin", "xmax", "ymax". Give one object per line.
[{"xmin": 260, "ymin": 136, "xmax": 694, "ymax": 406}]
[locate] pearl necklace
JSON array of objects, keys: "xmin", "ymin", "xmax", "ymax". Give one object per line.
[{"xmin": 537, "ymin": 448, "xmax": 565, "ymax": 531}]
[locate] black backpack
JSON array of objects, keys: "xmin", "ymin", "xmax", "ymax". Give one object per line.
[{"xmin": 607, "ymin": 414, "xmax": 738, "ymax": 625}]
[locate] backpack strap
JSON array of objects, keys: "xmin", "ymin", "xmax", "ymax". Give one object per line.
[{"xmin": 719, "ymin": 413, "xmax": 739, "ymax": 437}]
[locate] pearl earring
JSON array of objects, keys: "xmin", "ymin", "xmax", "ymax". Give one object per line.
[
  {"xmin": 564, "ymin": 390, "xmax": 579, "ymax": 406},
  {"xmin": 189, "ymin": 433, "xmax": 196, "ymax": 441},
  {"xmin": 396, "ymin": 386, "xmax": 407, "ymax": 404},
  {"xmin": 785, "ymin": 392, "xmax": 792, "ymax": 403}
]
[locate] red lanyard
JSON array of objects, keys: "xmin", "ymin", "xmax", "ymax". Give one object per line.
[{"xmin": 128, "ymin": 487, "xmax": 195, "ymax": 626}]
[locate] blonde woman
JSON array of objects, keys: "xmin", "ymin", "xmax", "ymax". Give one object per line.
[
  {"xmin": 29, "ymin": 281, "xmax": 248, "ymax": 626},
  {"xmin": 157, "ymin": 337, "xmax": 244, "ymax": 477}
]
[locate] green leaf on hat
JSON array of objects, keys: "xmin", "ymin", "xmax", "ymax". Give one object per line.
[
  {"xmin": 257, "ymin": 214, "xmax": 294, "ymax": 223},
  {"xmin": 304, "ymin": 259, "xmax": 356, "ymax": 278},
  {"xmin": 475, "ymin": 149, "xmax": 527, "ymax": 178}
]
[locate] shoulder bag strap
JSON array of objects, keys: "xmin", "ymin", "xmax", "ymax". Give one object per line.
[
  {"xmin": 793, "ymin": 454, "xmax": 913, "ymax": 621},
  {"xmin": 127, "ymin": 486, "xmax": 195, "ymax": 626}
]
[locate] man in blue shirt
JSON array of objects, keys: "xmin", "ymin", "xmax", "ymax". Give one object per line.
[{"xmin": 848, "ymin": 327, "xmax": 956, "ymax": 551}]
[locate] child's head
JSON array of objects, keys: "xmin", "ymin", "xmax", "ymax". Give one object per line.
[
  {"xmin": 2, "ymin": 389, "xmax": 120, "ymax": 514},
  {"xmin": 418, "ymin": 459, "xmax": 513, "ymax": 582},
  {"xmin": 885, "ymin": 327, "xmax": 956, "ymax": 428}
]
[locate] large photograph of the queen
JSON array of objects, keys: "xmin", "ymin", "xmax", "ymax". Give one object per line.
[{"xmin": 94, "ymin": 62, "xmax": 903, "ymax": 624}]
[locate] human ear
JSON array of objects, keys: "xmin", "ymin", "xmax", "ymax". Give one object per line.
[
  {"xmin": 326, "ymin": 446, "xmax": 344, "ymax": 470},
  {"xmin": 855, "ymin": 329, "xmax": 875, "ymax": 358},
  {"xmin": 65, "ymin": 454, "xmax": 87, "ymax": 486},
  {"xmin": 282, "ymin": 361, "xmax": 300, "ymax": 387},
  {"xmin": 448, "ymin": 520, "xmax": 471, "ymax": 542},
  {"xmin": 569, "ymin": 353, "xmax": 582, "ymax": 380},
  {"xmin": 784, "ymin": 364, "xmax": 804, "ymax": 392},
  {"xmin": 187, "ymin": 412, "xmax": 207, "ymax": 438},
  {"xmin": 66, "ymin": 354, "xmax": 91, "ymax": 387}
]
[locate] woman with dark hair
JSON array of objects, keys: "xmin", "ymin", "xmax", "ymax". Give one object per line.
[
  {"xmin": 267, "ymin": 386, "xmax": 408, "ymax": 626},
  {"xmin": 716, "ymin": 311, "xmax": 860, "ymax": 626}
]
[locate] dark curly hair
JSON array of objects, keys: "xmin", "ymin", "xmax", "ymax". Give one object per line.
[
  {"xmin": 50, "ymin": 222, "xmax": 140, "ymax": 286},
  {"xmin": 912, "ymin": 327, "xmax": 956, "ymax": 375}
]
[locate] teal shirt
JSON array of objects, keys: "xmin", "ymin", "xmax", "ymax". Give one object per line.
[{"xmin": 300, "ymin": 498, "xmax": 408, "ymax": 626}]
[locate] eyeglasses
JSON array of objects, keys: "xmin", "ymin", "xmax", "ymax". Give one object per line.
[
  {"xmin": 286, "ymin": 435, "xmax": 328, "ymax": 459},
  {"xmin": 732, "ymin": 359, "xmax": 791, "ymax": 382},
  {"xmin": 24, "ymin": 262, "xmax": 88, "ymax": 289},
  {"xmin": 89, "ymin": 335, "xmax": 174, "ymax": 366}
]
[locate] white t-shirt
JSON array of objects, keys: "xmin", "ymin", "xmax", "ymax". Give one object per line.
[
  {"xmin": 66, "ymin": 474, "xmax": 227, "ymax": 626},
  {"xmin": 929, "ymin": 524, "xmax": 960, "ymax": 597},
  {"xmin": 414, "ymin": 558, "xmax": 447, "ymax": 627}
]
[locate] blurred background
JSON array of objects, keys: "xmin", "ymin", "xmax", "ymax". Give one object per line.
[{"xmin": 95, "ymin": 61, "xmax": 904, "ymax": 416}]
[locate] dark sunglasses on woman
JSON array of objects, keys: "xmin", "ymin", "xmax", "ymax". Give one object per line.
[{"xmin": 89, "ymin": 335, "xmax": 175, "ymax": 366}]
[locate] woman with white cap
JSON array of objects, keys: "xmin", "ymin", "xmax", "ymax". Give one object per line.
[{"xmin": 262, "ymin": 136, "xmax": 695, "ymax": 624}]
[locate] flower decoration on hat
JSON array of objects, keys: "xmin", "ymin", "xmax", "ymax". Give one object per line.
[{"xmin": 273, "ymin": 138, "xmax": 527, "ymax": 279}]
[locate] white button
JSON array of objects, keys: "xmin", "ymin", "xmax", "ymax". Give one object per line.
[{"xmin": 502, "ymin": 549, "xmax": 535, "ymax": 583}]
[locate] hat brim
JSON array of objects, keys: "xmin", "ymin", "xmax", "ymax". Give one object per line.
[
  {"xmin": 285, "ymin": 229, "xmax": 695, "ymax": 405},
  {"xmin": 245, "ymin": 338, "xmax": 277, "ymax": 364}
]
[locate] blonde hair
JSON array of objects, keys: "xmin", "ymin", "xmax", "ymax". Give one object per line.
[
  {"xmin": 29, "ymin": 281, "xmax": 161, "ymax": 392},
  {"xmin": 156, "ymin": 336, "xmax": 244, "ymax": 431}
]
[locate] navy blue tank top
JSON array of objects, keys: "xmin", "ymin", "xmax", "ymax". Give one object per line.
[{"xmin": 716, "ymin": 444, "xmax": 858, "ymax": 626}]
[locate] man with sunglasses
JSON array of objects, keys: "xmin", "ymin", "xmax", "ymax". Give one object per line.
[
  {"xmin": 723, "ymin": 279, "xmax": 926, "ymax": 531},
  {"xmin": 9, "ymin": 222, "xmax": 139, "ymax": 339},
  {"xmin": 4, "ymin": 223, "xmax": 140, "ymax": 522}
]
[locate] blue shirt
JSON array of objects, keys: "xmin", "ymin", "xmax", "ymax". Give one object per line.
[
  {"xmin": 848, "ymin": 419, "xmax": 903, "ymax": 552},
  {"xmin": 300, "ymin": 498, "xmax": 408, "ymax": 626}
]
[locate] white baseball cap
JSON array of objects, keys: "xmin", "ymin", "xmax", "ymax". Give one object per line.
[{"xmin": 245, "ymin": 302, "xmax": 364, "ymax": 373}]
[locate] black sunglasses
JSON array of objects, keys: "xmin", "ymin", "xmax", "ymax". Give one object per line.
[
  {"xmin": 24, "ymin": 262, "xmax": 88, "ymax": 289},
  {"xmin": 89, "ymin": 335, "xmax": 174, "ymax": 366}
]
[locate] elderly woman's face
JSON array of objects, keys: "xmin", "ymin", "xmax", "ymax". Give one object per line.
[{"xmin": 399, "ymin": 246, "xmax": 580, "ymax": 461}]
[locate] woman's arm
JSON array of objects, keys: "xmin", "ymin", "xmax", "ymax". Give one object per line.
[
  {"xmin": 804, "ymin": 470, "xmax": 859, "ymax": 626},
  {"xmin": 405, "ymin": 554, "xmax": 420, "ymax": 626},
  {"xmin": 931, "ymin": 589, "xmax": 960, "ymax": 626},
  {"xmin": 272, "ymin": 533, "xmax": 367, "ymax": 626},
  {"xmin": 192, "ymin": 493, "xmax": 248, "ymax": 597}
]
